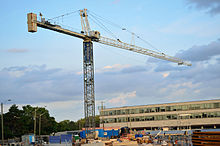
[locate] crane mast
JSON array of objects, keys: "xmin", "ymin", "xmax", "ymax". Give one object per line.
[
  {"xmin": 83, "ymin": 39, "xmax": 95, "ymax": 132},
  {"xmin": 27, "ymin": 9, "xmax": 191, "ymax": 137}
]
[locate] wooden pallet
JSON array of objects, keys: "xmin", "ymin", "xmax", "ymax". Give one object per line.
[{"xmin": 192, "ymin": 131, "xmax": 220, "ymax": 146}]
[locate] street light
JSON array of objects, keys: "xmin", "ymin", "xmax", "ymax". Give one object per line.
[{"xmin": 1, "ymin": 99, "xmax": 11, "ymax": 145}]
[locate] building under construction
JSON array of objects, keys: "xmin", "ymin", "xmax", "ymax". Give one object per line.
[{"xmin": 99, "ymin": 99, "xmax": 220, "ymax": 130}]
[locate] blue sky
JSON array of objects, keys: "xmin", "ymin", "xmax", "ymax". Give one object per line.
[{"xmin": 1, "ymin": 0, "xmax": 220, "ymax": 121}]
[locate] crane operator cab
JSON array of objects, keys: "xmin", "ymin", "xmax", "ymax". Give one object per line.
[{"xmin": 89, "ymin": 31, "xmax": 100, "ymax": 40}]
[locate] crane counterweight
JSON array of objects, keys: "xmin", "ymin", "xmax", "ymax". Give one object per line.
[{"xmin": 27, "ymin": 13, "xmax": 37, "ymax": 32}]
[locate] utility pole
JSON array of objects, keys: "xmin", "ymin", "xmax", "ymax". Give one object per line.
[
  {"xmin": 34, "ymin": 108, "xmax": 37, "ymax": 136},
  {"xmin": 33, "ymin": 106, "xmax": 46, "ymax": 139},
  {"xmin": 1, "ymin": 102, "xmax": 3, "ymax": 146},
  {"xmin": 1, "ymin": 99, "xmax": 11, "ymax": 146},
  {"xmin": 39, "ymin": 114, "xmax": 41, "ymax": 137},
  {"xmin": 100, "ymin": 101, "xmax": 105, "ymax": 129},
  {"xmin": 39, "ymin": 112, "xmax": 46, "ymax": 142}
]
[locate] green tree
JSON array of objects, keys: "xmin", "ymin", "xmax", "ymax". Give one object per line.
[
  {"xmin": 75, "ymin": 115, "xmax": 100, "ymax": 130},
  {"xmin": 57, "ymin": 120, "xmax": 78, "ymax": 131},
  {"xmin": 2, "ymin": 104, "xmax": 100, "ymax": 139},
  {"xmin": 4, "ymin": 104, "xmax": 24, "ymax": 138},
  {"xmin": 3, "ymin": 104, "xmax": 58, "ymax": 139}
]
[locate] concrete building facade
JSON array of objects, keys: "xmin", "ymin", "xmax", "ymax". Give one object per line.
[{"xmin": 99, "ymin": 99, "xmax": 220, "ymax": 130}]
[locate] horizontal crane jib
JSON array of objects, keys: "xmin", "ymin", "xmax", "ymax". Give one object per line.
[{"xmin": 97, "ymin": 36, "xmax": 192, "ymax": 66}]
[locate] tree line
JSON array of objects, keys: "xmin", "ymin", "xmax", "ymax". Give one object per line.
[{"xmin": 0, "ymin": 104, "xmax": 100, "ymax": 139}]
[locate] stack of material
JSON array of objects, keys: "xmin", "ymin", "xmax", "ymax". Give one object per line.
[
  {"xmin": 81, "ymin": 142, "xmax": 104, "ymax": 146},
  {"xmin": 192, "ymin": 131, "xmax": 220, "ymax": 145},
  {"xmin": 112, "ymin": 141, "xmax": 138, "ymax": 146}
]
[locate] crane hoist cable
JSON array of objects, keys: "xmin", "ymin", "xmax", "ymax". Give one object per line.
[
  {"xmin": 46, "ymin": 18, "xmax": 81, "ymax": 33},
  {"xmin": 47, "ymin": 10, "xmax": 79, "ymax": 21},
  {"xmin": 125, "ymin": 29, "xmax": 162, "ymax": 53},
  {"xmin": 89, "ymin": 13, "xmax": 147, "ymax": 64},
  {"xmin": 46, "ymin": 10, "xmax": 80, "ymax": 25},
  {"xmin": 89, "ymin": 13, "xmax": 119, "ymax": 40},
  {"xmin": 88, "ymin": 10, "xmax": 164, "ymax": 53},
  {"xmin": 88, "ymin": 10, "xmax": 124, "ymax": 30}
]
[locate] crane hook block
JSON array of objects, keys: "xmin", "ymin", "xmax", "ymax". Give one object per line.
[{"xmin": 27, "ymin": 13, "xmax": 37, "ymax": 32}]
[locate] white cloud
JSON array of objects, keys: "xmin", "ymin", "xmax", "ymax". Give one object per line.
[
  {"xmin": 96, "ymin": 64, "xmax": 131, "ymax": 73},
  {"xmin": 166, "ymin": 88, "xmax": 187, "ymax": 100},
  {"xmin": 162, "ymin": 72, "xmax": 169, "ymax": 78},
  {"xmin": 176, "ymin": 39, "xmax": 220, "ymax": 62},
  {"xmin": 194, "ymin": 90, "xmax": 201, "ymax": 93},
  {"xmin": 186, "ymin": 0, "xmax": 220, "ymax": 15},
  {"xmin": 108, "ymin": 91, "xmax": 136, "ymax": 106},
  {"xmin": 76, "ymin": 71, "xmax": 82, "ymax": 75},
  {"xmin": 6, "ymin": 48, "xmax": 28, "ymax": 53},
  {"xmin": 8, "ymin": 70, "xmax": 25, "ymax": 77}
]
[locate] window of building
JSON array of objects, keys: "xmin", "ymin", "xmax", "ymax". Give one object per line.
[
  {"xmin": 202, "ymin": 113, "xmax": 207, "ymax": 118},
  {"xmin": 109, "ymin": 111, "xmax": 113, "ymax": 115},
  {"xmin": 181, "ymin": 105, "xmax": 188, "ymax": 111},
  {"xmin": 130, "ymin": 109, "xmax": 135, "ymax": 114},
  {"xmin": 214, "ymin": 103, "xmax": 220, "ymax": 108},
  {"xmin": 141, "ymin": 116, "xmax": 145, "ymax": 121},
  {"xmin": 116, "ymin": 110, "xmax": 121, "ymax": 115},
  {"xmin": 102, "ymin": 102, "xmax": 220, "ymax": 117},
  {"xmin": 103, "ymin": 111, "xmax": 220, "ymax": 124},
  {"xmin": 193, "ymin": 113, "xmax": 202, "ymax": 118},
  {"xmin": 121, "ymin": 109, "xmax": 126, "ymax": 115},
  {"xmin": 139, "ymin": 108, "xmax": 144, "ymax": 113},
  {"xmin": 151, "ymin": 107, "xmax": 156, "ymax": 112},
  {"xmin": 167, "ymin": 115, "xmax": 171, "ymax": 119},
  {"xmin": 171, "ymin": 106, "xmax": 177, "ymax": 111},
  {"xmin": 208, "ymin": 113, "xmax": 214, "ymax": 118},
  {"xmin": 217, "ymin": 112, "xmax": 220, "ymax": 117},
  {"xmin": 135, "ymin": 109, "xmax": 139, "ymax": 114},
  {"xmin": 172, "ymin": 115, "xmax": 177, "ymax": 119},
  {"xmin": 161, "ymin": 107, "xmax": 166, "ymax": 112},
  {"xmin": 104, "ymin": 111, "xmax": 108, "ymax": 116},
  {"xmin": 126, "ymin": 109, "xmax": 130, "ymax": 114},
  {"xmin": 166, "ymin": 106, "xmax": 171, "ymax": 111},
  {"xmin": 155, "ymin": 107, "xmax": 160, "ymax": 112},
  {"xmin": 145, "ymin": 108, "xmax": 151, "ymax": 113}
]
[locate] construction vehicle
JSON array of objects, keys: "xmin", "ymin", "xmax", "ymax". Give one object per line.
[{"xmin": 27, "ymin": 9, "xmax": 191, "ymax": 137}]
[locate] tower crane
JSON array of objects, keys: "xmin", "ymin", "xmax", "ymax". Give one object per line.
[{"xmin": 27, "ymin": 9, "xmax": 191, "ymax": 135}]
